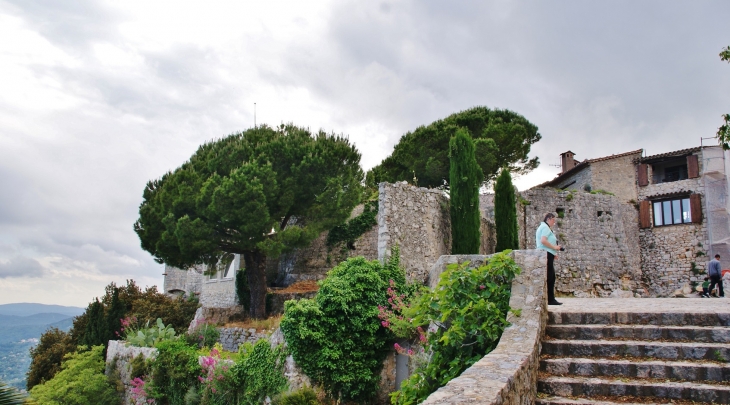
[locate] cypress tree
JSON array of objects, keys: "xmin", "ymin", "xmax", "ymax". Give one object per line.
[
  {"xmin": 494, "ymin": 168, "xmax": 519, "ymax": 251},
  {"xmin": 106, "ymin": 287, "xmax": 125, "ymax": 341},
  {"xmin": 449, "ymin": 128, "xmax": 483, "ymax": 254},
  {"xmin": 82, "ymin": 299, "xmax": 106, "ymax": 347}
]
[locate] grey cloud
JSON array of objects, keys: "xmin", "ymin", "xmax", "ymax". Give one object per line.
[{"xmin": 0, "ymin": 256, "xmax": 45, "ymax": 278}]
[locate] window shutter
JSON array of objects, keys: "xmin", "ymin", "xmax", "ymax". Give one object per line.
[
  {"xmin": 639, "ymin": 200, "xmax": 651, "ymax": 228},
  {"xmin": 690, "ymin": 194, "xmax": 703, "ymax": 223},
  {"xmin": 687, "ymin": 155, "xmax": 699, "ymax": 178},
  {"xmin": 638, "ymin": 164, "xmax": 648, "ymax": 186}
]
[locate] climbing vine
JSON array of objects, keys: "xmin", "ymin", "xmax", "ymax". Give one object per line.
[{"xmin": 326, "ymin": 200, "xmax": 378, "ymax": 249}]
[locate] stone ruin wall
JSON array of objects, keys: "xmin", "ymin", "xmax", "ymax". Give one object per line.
[
  {"xmin": 275, "ymin": 203, "xmax": 379, "ymax": 287},
  {"xmin": 378, "ymin": 182, "xmax": 452, "ymax": 284},
  {"xmin": 518, "ymin": 188, "xmax": 643, "ymax": 297},
  {"xmin": 638, "ymin": 175, "xmax": 709, "ymax": 296}
]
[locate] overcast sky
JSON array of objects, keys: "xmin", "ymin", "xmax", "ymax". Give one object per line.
[{"xmin": 1, "ymin": 0, "xmax": 728, "ymax": 307}]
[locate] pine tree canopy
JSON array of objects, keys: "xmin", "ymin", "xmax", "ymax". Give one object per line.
[
  {"xmin": 134, "ymin": 124, "xmax": 363, "ymax": 318},
  {"xmin": 368, "ymin": 106, "xmax": 540, "ymax": 188}
]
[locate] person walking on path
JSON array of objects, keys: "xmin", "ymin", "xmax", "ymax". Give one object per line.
[
  {"xmin": 536, "ymin": 213, "xmax": 563, "ymax": 305},
  {"xmin": 708, "ymin": 254, "xmax": 725, "ymax": 298}
]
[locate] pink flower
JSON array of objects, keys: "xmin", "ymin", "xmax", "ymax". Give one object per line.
[{"xmin": 479, "ymin": 285, "xmax": 485, "ymax": 290}]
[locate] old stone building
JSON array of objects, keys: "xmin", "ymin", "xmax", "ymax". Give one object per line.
[{"xmin": 534, "ymin": 145, "xmax": 730, "ymax": 296}]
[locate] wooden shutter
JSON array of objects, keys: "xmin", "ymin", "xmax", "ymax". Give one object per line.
[
  {"xmin": 687, "ymin": 155, "xmax": 699, "ymax": 178},
  {"xmin": 690, "ymin": 194, "xmax": 703, "ymax": 223},
  {"xmin": 638, "ymin": 164, "xmax": 649, "ymax": 187},
  {"xmin": 639, "ymin": 200, "xmax": 652, "ymax": 228}
]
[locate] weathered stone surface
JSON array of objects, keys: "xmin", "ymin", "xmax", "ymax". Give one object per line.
[
  {"xmin": 378, "ymin": 182, "xmax": 452, "ymax": 284},
  {"xmin": 420, "ymin": 250, "xmax": 547, "ymax": 405},
  {"xmin": 546, "ymin": 323, "xmax": 730, "ymax": 342},
  {"xmin": 540, "ymin": 357, "xmax": 730, "ymax": 382},
  {"xmin": 106, "ymin": 340, "xmax": 157, "ymax": 405},
  {"xmin": 188, "ymin": 306, "xmax": 247, "ymax": 333},
  {"xmin": 542, "ymin": 339, "xmax": 730, "ymax": 360},
  {"xmin": 516, "ymin": 188, "xmax": 642, "ymax": 298}
]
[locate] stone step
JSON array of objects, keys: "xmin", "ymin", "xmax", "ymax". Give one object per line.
[
  {"xmin": 542, "ymin": 339, "xmax": 730, "ymax": 361},
  {"xmin": 540, "ymin": 357, "xmax": 730, "ymax": 382},
  {"xmin": 546, "ymin": 324, "xmax": 730, "ymax": 343},
  {"xmin": 538, "ymin": 375, "xmax": 730, "ymax": 403},
  {"xmin": 536, "ymin": 395, "xmax": 679, "ymax": 405},
  {"xmin": 548, "ymin": 311, "xmax": 730, "ymax": 327}
]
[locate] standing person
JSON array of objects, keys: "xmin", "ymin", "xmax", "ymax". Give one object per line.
[
  {"xmin": 536, "ymin": 213, "xmax": 563, "ymax": 305},
  {"xmin": 708, "ymin": 254, "xmax": 725, "ymax": 298}
]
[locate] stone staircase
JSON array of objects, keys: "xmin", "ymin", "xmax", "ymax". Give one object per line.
[{"xmin": 535, "ymin": 298, "xmax": 730, "ymax": 404}]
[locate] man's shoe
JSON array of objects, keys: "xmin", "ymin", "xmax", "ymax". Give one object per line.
[{"xmin": 548, "ymin": 300, "xmax": 563, "ymax": 305}]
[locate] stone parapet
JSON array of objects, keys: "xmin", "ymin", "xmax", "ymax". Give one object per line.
[{"xmin": 421, "ymin": 250, "xmax": 547, "ymax": 405}]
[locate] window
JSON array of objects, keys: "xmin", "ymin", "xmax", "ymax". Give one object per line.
[
  {"xmin": 652, "ymin": 197, "xmax": 691, "ymax": 226},
  {"xmin": 651, "ymin": 159, "xmax": 689, "ymax": 184}
]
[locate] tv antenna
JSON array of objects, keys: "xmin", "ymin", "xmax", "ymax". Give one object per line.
[{"xmin": 254, "ymin": 102, "xmax": 257, "ymax": 128}]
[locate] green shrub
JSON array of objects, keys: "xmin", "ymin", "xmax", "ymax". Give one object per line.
[
  {"xmin": 281, "ymin": 252, "xmax": 405, "ymax": 403},
  {"xmin": 392, "ymin": 252, "xmax": 520, "ymax": 404},
  {"xmin": 185, "ymin": 322, "xmax": 220, "ymax": 349},
  {"xmin": 29, "ymin": 345, "xmax": 121, "ymax": 405},
  {"xmin": 272, "ymin": 387, "xmax": 320, "ymax": 405},
  {"xmin": 148, "ymin": 340, "xmax": 201, "ymax": 405},
  {"xmin": 26, "ymin": 327, "xmax": 75, "ymax": 390},
  {"xmin": 494, "ymin": 168, "xmax": 519, "ymax": 251},
  {"xmin": 236, "ymin": 269, "xmax": 251, "ymax": 312}
]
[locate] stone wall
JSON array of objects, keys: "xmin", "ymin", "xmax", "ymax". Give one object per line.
[
  {"xmin": 421, "ymin": 250, "xmax": 547, "ymax": 405},
  {"xmin": 518, "ymin": 188, "xmax": 642, "ymax": 297},
  {"xmin": 163, "ymin": 265, "xmax": 203, "ymax": 297},
  {"xmin": 378, "ymin": 182, "xmax": 451, "ymax": 284},
  {"xmin": 218, "ymin": 327, "xmax": 272, "ymax": 352},
  {"xmin": 201, "ymin": 278, "xmax": 237, "ymax": 308},
  {"xmin": 590, "ymin": 151, "xmax": 642, "ymax": 202},
  {"xmin": 188, "ymin": 306, "xmax": 247, "ymax": 333},
  {"xmin": 638, "ymin": 169, "xmax": 709, "ymax": 296},
  {"xmin": 106, "ymin": 340, "xmax": 157, "ymax": 405}
]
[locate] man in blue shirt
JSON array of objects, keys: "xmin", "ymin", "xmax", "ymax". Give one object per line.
[
  {"xmin": 708, "ymin": 254, "xmax": 725, "ymax": 298},
  {"xmin": 536, "ymin": 213, "xmax": 563, "ymax": 305}
]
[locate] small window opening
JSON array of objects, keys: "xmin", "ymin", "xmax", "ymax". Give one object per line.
[{"xmin": 556, "ymin": 208, "xmax": 565, "ymax": 218}]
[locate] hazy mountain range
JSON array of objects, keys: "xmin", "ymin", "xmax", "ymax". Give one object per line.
[{"xmin": 0, "ymin": 303, "xmax": 84, "ymax": 390}]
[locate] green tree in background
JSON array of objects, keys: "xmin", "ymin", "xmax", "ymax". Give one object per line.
[
  {"xmin": 717, "ymin": 46, "xmax": 730, "ymax": 149},
  {"xmin": 105, "ymin": 287, "xmax": 125, "ymax": 342},
  {"xmin": 369, "ymin": 106, "xmax": 540, "ymax": 187},
  {"xmin": 449, "ymin": 128, "xmax": 483, "ymax": 254},
  {"xmin": 29, "ymin": 346, "xmax": 120, "ymax": 405},
  {"xmin": 26, "ymin": 328, "xmax": 75, "ymax": 390},
  {"xmin": 494, "ymin": 168, "xmax": 519, "ymax": 251},
  {"xmin": 81, "ymin": 299, "xmax": 106, "ymax": 348},
  {"xmin": 134, "ymin": 124, "xmax": 363, "ymax": 318}
]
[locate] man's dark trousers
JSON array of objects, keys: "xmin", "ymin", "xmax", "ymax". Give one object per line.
[{"xmin": 709, "ymin": 274, "xmax": 725, "ymax": 297}]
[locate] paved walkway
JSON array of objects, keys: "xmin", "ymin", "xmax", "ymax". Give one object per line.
[{"xmin": 549, "ymin": 298, "xmax": 730, "ymax": 315}]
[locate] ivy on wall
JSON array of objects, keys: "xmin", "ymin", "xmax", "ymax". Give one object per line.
[{"xmin": 326, "ymin": 200, "xmax": 378, "ymax": 249}]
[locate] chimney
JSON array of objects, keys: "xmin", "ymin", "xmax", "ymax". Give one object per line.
[{"xmin": 560, "ymin": 151, "xmax": 576, "ymax": 174}]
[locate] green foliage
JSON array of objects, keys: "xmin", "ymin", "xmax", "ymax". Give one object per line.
[
  {"xmin": 26, "ymin": 327, "xmax": 75, "ymax": 390},
  {"xmin": 590, "ymin": 189, "xmax": 614, "ymax": 196},
  {"xmin": 0, "ymin": 379, "xmax": 26, "ymax": 405},
  {"xmin": 449, "ymin": 128, "xmax": 482, "ymax": 254},
  {"xmin": 230, "ymin": 339, "xmax": 288, "ymax": 405},
  {"xmin": 135, "ymin": 124, "xmax": 364, "ymax": 318},
  {"xmin": 326, "ymin": 200, "xmax": 378, "ymax": 248},
  {"xmin": 149, "ymin": 340, "xmax": 202, "ymax": 405},
  {"xmin": 392, "ymin": 252, "xmax": 520, "ymax": 405},
  {"xmin": 565, "ymin": 193, "xmax": 574, "ymax": 202},
  {"xmin": 368, "ymin": 106, "xmax": 541, "ymax": 188},
  {"xmin": 130, "ymin": 354, "xmax": 150, "ymax": 380},
  {"xmin": 29, "ymin": 345, "xmax": 121, "ymax": 405},
  {"xmin": 280, "ymin": 253, "xmax": 405, "ymax": 403},
  {"xmin": 125, "ymin": 318, "xmax": 177, "ymax": 348},
  {"xmin": 494, "ymin": 168, "xmax": 519, "ymax": 252},
  {"xmin": 81, "ymin": 299, "xmax": 107, "ymax": 348},
  {"xmin": 272, "ymin": 387, "xmax": 320, "ymax": 405},
  {"xmin": 185, "ymin": 322, "xmax": 220, "ymax": 349},
  {"xmin": 106, "ymin": 287, "xmax": 125, "ymax": 345}
]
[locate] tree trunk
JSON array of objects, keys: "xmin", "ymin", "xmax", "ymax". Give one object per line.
[{"xmin": 243, "ymin": 251, "xmax": 267, "ymax": 319}]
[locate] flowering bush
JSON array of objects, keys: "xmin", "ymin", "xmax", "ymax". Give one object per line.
[
  {"xmin": 198, "ymin": 344, "xmax": 235, "ymax": 403},
  {"xmin": 391, "ymin": 252, "xmax": 520, "ymax": 405},
  {"xmin": 186, "ymin": 318, "xmax": 220, "ymax": 349},
  {"xmin": 130, "ymin": 377, "xmax": 155, "ymax": 405}
]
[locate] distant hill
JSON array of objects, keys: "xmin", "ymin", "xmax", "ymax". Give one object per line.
[
  {"xmin": 0, "ymin": 303, "xmax": 84, "ymax": 389},
  {"xmin": 0, "ymin": 303, "xmax": 84, "ymax": 317}
]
